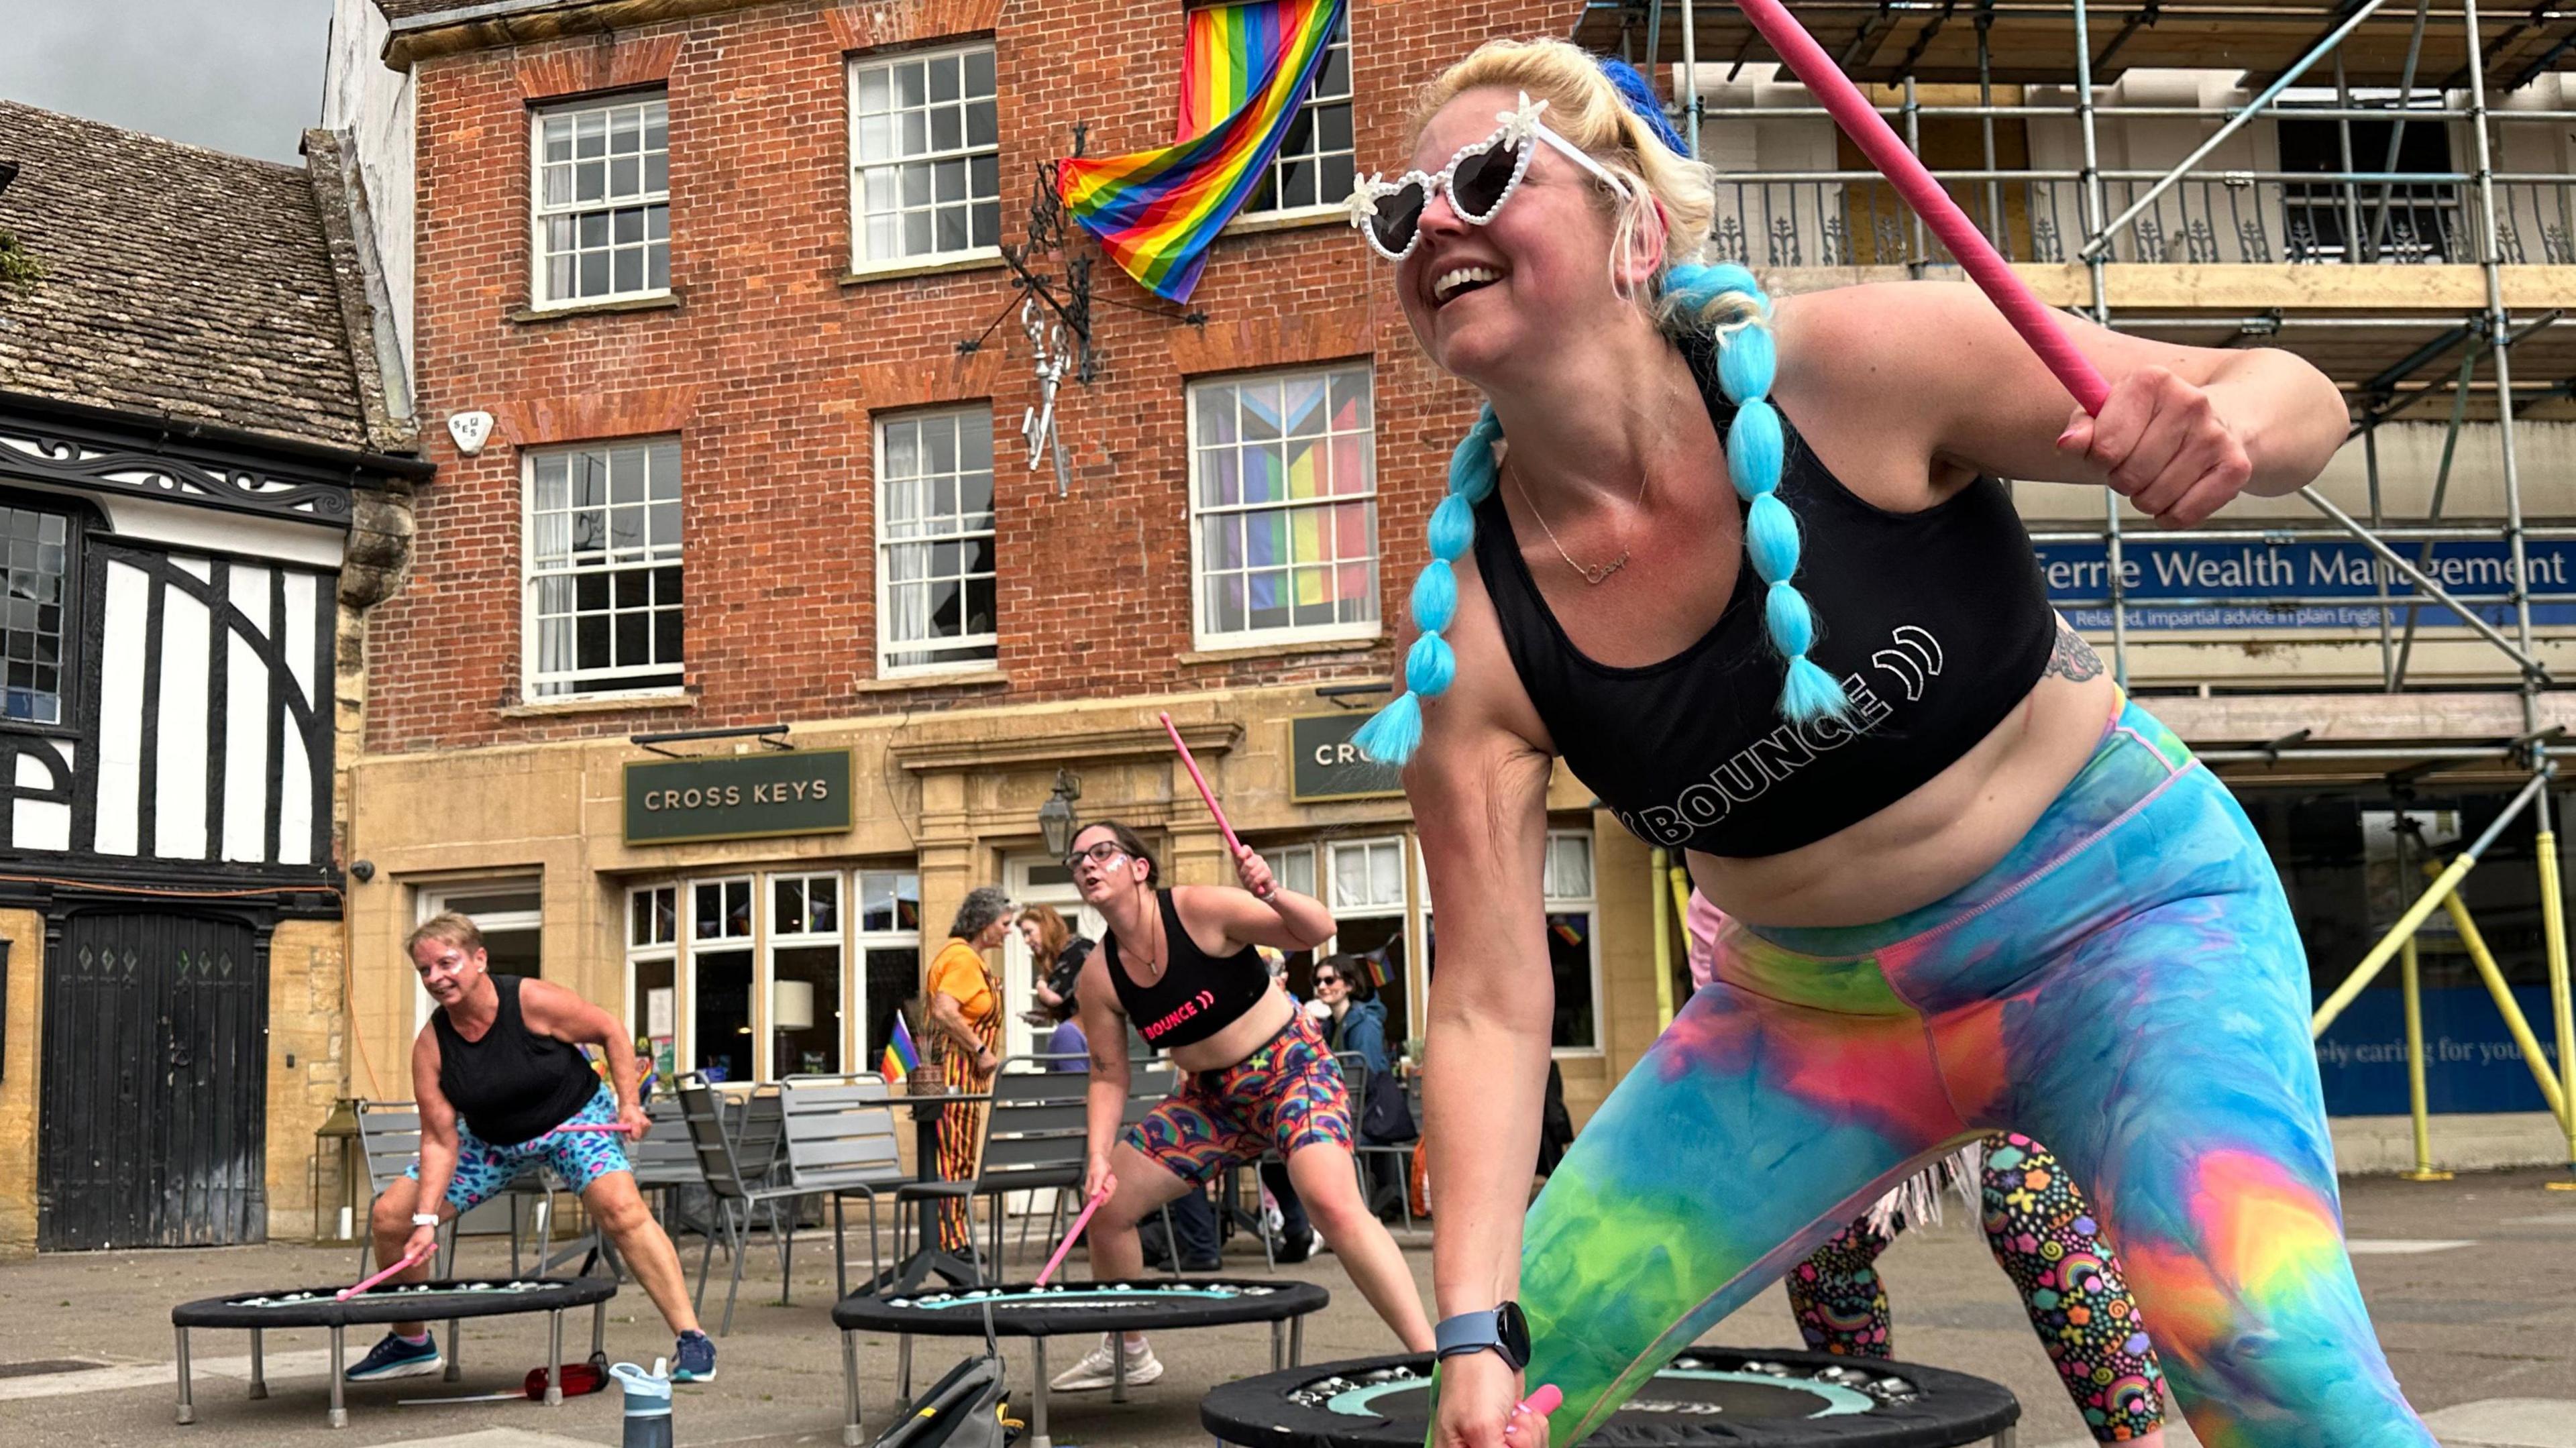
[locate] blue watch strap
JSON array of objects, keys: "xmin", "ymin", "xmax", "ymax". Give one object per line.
[{"xmin": 1434, "ymin": 1310, "xmax": 1502, "ymax": 1359}]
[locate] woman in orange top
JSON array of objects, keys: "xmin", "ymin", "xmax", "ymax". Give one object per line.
[{"xmin": 926, "ymin": 885, "xmax": 1013, "ymax": 1252}]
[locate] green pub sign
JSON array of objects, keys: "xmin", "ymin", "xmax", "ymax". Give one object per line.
[
  {"xmin": 1289, "ymin": 713, "xmax": 1403, "ymax": 802},
  {"xmin": 624, "ymin": 749, "xmax": 853, "ymax": 846}
]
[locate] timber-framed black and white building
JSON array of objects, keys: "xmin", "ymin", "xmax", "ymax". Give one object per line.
[{"xmin": 0, "ymin": 102, "xmax": 424, "ymax": 1252}]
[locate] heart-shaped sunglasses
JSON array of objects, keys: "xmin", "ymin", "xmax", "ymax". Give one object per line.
[{"xmin": 1344, "ymin": 95, "xmax": 1635, "ymax": 262}]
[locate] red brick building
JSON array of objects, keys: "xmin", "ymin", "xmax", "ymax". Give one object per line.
[{"xmin": 340, "ymin": 0, "xmax": 1662, "ymax": 1123}]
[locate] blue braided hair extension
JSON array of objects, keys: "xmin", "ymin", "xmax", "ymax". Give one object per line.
[
  {"xmin": 1350, "ymin": 407, "xmax": 1501, "ymax": 767},
  {"xmin": 1660, "ymin": 262, "xmax": 1850, "ymax": 723}
]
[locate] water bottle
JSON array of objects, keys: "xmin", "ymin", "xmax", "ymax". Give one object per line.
[{"xmin": 610, "ymin": 1358, "xmax": 674, "ymax": 1448}]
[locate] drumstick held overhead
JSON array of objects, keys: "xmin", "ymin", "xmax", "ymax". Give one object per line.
[
  {"xmin": 1159, "ymin": 712, "xmax": 1245, "ymax": 858},
  {"xmin": 1034, "ymin": 1176, "xmax": 1116, "ymax": 1288},
  {"xmin": 1729, "ymin": 0, "xmax": 2109, "ymax": 416},
  {"xmin": 338, "ymin": 1243, "xmax": 431, "ymax": 1302}
]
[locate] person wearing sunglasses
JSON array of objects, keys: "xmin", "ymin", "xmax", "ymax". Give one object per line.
[
  {"xmin": 1350, "ymin": 38, "xmax": 2419, "ymax": 1448},
  {"xmin": 1050, "ymin": 821, "xmax": 1434, "ymax": 1392}
]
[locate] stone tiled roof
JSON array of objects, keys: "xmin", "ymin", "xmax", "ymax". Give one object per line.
[{"xmin": 0, "ymin": 101, "xmax": 371, "ymax": 452}]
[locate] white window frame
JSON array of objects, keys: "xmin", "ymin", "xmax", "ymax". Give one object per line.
[
  {"xmin": 521, "ymin": 439, "xmax": 686, "ymax": 702},
  {"xmin": 685, "ymin": 875, "xmax": 757, "ymax": 1084},
  {"xmin": 626, "ymin": 884, "xmax": 680, "ymax": 1083},
  {"xmin": 874, "ymin": 406, "xmax": 999, "ymax": 677},
  {"xmin": 855, "ymin": 867, "xmax": 925, "ymax": 1074},
  {"xmin": 528, "ymin": 93, "xmax": 671, "ymax": 309},
  {"xmin": 1235, "ymin": 9, "xmax": 1352, "ymax": 221},
  {"xmin": 415, "ymin": 877, "xmax": 544, "ymax": 1032},
  {"xmin": 1186, "ymin": 364, "xmax": 1381, "ymax": 651},
  {"xmin": 1415, "ymin": 829, "xmax": 1603, "ymax": 1054},
  {"xmin": 765, "ymin": 870, "xmax": 849, "ymax": 1080},
  {"xmin": 847, "ymin": 42, "xmax": 1003, "ymax": 272}
]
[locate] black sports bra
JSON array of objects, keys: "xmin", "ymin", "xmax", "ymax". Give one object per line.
[
  {"xmin": 1472, "ymin": 333, "xmax": 2059, "ymax": 858},
  {"xmin": 1102, "ymin": 890, "xmax": 1272, "ymax": 1050}
]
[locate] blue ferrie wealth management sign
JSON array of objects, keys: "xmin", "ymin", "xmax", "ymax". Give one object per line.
[{"xmin": 2033, "ymin": 538, "xmax": 2576, "ymax": 630}]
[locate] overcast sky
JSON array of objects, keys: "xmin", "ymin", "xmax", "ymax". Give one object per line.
[{"xmin": 0, "ymin": 0, "xmax": 339, "ymax": 164}]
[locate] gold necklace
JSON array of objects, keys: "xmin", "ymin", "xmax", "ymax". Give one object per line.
[{"xmin": 1507, "ymin": 457, "xmax": 1647, "ymax": 586}]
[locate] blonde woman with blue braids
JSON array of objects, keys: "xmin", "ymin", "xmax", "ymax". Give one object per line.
[{"xmin": 1352, "ymin": 39, "xmax": 2430, "ymax": 1448}]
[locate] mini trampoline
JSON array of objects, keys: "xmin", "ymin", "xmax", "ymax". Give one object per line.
[
  {"xmin": 170, "ymin": 1275, "xmax": 619, "ymax": 1429},
  {"xmin": 1201, "ymin": 1347, "xmax": 2022, "ymax": 1448},
  {"xmin": 831, "ymin": 1278, "xmax": 1330, "ymax": 1448}
]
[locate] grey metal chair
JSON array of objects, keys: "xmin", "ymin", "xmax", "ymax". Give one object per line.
[
  {"xmin": 780, "ymin": 1074, "xmax": 909, "ymax": 1298},
  {"xmin": 676, "ymin": 1080, "xmax": 811, "ymax": 1335},
  {"xmin": 896, "ymin": 1060, "xmax": 1089, "ymax": 1280},
  {"xmin": 1337, "ymin": 1050, "xmax": 1420, "ymax": 1232}
]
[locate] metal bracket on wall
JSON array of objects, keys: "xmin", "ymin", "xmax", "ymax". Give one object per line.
[{"xmin": 629, "ymin": 724, "xmax": 793, "ymax": 759}]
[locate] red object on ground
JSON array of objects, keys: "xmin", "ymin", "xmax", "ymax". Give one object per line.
[
  {"xmin": 524, "ymin": 1361, "xmax": 608, "ymax": 1398},
  {"xmin": 1034, "ymin": 1178, "xmax": 1116, "ymax": 1288},
  {"xmin": 1730, "ymin": 0, "xmax": 2109, "ymax": 414}
]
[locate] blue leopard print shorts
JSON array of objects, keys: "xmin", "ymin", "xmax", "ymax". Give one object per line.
[
  {"xmin": 1123, "ymin": 1011, "xmax": 1353, "ymax": 1185},
  {"xmin": 407, "ymin": 1084, "xmax": 631, "ymax": 1209}
]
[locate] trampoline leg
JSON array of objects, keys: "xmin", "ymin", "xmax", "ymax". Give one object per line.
[
  {"xmin": 1111, "ymin": 1331, "xmax": 1128, "ymax": 1404},
  {"xmin": 1030, "ymin": 1337, "xmax": 1052, "ymax": 1448},
  {"xmin": 545, "ymin": 1310, "xmax": 564, "ymax": 1406},
  {"xmin": 174, "ymin": 1326, "xmax": 194, "ymax": 1425},
  {"xmin": 1289, "ymin": 1314, "xmax": 1305, "ymax": 1366},
  {"xmin": 1271, "ymin": 1319, "xmax": 1284, "ymax": 1372},
  {"xmin": 592, "ymin": 1298, "xmax": 607, "ymax": 1361},
  {"xmin": 1992, "ymin": 1431, "xmax": 2017, "ymax": 1448},
  {"xmin": 898, "ymin": 1333, "xmax": 913, "ymax": 1407},
  {"xmin": 841, "ymin": 1329, "xmax": 865, "ymax": 1447},
  {"xmin": 443, "ymin": 1314, "xmax": 462, "ymax": 1383},
  {"xmin": 329, "ymin": 1325, "xmax": 347, "ymax": 1429},
  {"xmin": 250, "ymin": 1327, "xmax": 268, "ymax": 1399}
]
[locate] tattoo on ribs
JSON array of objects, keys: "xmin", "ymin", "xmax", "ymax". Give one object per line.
[{"xmin": 2047, "ymin": 620, "xmax": 2106, "ymax": 683}]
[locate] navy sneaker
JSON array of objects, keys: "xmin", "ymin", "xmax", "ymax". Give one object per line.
[
  {"xmin": 672, "ymin": 1330, "xmax": 716, "ymax": 1383},
  {"xmin": 345, "ymin": 1331, "xmax": 441, "ymax": 1382}
]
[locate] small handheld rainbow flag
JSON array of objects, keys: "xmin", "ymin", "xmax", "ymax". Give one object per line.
[
  {"xmin": 880, "ymin": 1014, "xmax": 920, "ymax": 1085},
  {"xmin": 1057, "ymin": 0, "xmax": 1346, "ymax": 302}
]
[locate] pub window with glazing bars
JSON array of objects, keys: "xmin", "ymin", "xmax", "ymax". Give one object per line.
[
  {"xmin": 1239, "ymin": 11, "xmax": 1351, "ymax": 217},
  {"xmin": 1188, "ymin": 365, "xmax": 1378, "ymax": 648},
  {"xmin": 524, "ymin": 439, "xmax": 684, "ymax": 700},
  {"xmin": 531, "ymin": 95, "xmax": 670, "ymax": 306},
  {"xmin": 876, "ymin": 408, "xmax": 997, "ymax": 674},
  {"xmin": 849, "ymin": 44, "xmax": 1000, "ymax": 267},
  {"xmin": 0, "ymin": 502, "xmax": 72, "ymax": 726}
]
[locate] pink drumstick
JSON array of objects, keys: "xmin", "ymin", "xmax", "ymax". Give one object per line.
[
  {"xmin": 1159, "ymin": 712, "xmax": 1245, "ymax": 859},
  {"xmin": 1730, "ymin": 0, "xmax": 2108, "ymax": 415},
  {"xmin": 551, "ymin": 1123, "xmax": 632, "ymax": 1134},
  {"xmin": 1517, "ymin": 1384, "xmax": 1562, "ymax": 1416},
  {"xmin": 338, "ymin": 1243, "xmax": 431, "ymax": 1302},
  {"xmin": 1034, "ymin": 1178, "xmax": 1115, "ymax": 1288}
]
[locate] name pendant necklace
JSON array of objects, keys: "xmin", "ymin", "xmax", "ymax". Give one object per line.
[{"xmin": 1508, "ymin": 457, "xmax": 1648, "ymax": 586}]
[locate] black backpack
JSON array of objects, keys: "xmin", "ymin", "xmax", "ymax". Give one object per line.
[{"xmin": 871, "ymin": 1304, "xmax": 1020, "ymax": 1448}]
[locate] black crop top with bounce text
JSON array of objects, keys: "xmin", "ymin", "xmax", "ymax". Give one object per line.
[
  {"xmin": 1103, "ymin": 889, "xmax": 1273, "ymax": 1050},
  {"xmin": 1472, "ymin": 333, "xmax": 2059, "ymax": 859}
]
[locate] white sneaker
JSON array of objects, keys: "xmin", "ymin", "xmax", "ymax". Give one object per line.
[{"xmin": 1048, "ymin": 1334, "xmax": 1164, "ymax": 1391}]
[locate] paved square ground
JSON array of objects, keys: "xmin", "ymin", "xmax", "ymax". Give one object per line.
[{"xmin": 3, "ymin": 1168, "xmax": 2572, "ymax": 1446}]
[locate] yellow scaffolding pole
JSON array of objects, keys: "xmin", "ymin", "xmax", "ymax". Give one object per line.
[
  {"xmin": 1651, "ymin": 848, "xmax": 1675, "ymax": 1032},
  {"xmin": 2312, "ymin": 771, "xmax": 2551, "ymax": 1039},
  {"xmin": 2399, "ymin": 936, "xmax": 2451, "ymax": 1180},
  {"xmin": 2427, "ymin": 860, "xmax": 2571, "ymax": 1127},
  {"xmin": 2539, "ymin": 819, "xmax": 2576, "ymax": 1178}
]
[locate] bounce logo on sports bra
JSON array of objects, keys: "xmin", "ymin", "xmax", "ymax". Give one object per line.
[
  {"xmin": 1140, "ymin": 989, "xmax": 1219, "ymax": 1043},
  {"xmin": 1614, "ymin": 624, "xmax": 1947, "ymax": 848}
]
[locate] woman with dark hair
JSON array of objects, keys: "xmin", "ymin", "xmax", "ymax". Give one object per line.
[
  {"xmin": 1056, "ymin": 822, "xmax": 1434, "ymax": 1392},
  {"xmin": 927, "ymin": 883, "xmax": 1012, "ymax": 1254},
  {"xmin": 1017, "ymin": 903, "xmax": 1093, "ymax": 1066},
  {"xmin": 1345, "ymin": 37, "xmax": 2424, "ymax": 1448}
]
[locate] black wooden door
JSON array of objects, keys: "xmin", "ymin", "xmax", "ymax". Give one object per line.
[{"xmin": 39, "ymin": 913, "xmax": 267, "ymax": 1249}]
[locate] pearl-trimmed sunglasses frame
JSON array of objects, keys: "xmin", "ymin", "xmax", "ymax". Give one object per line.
[{"xmin": 1344, "ymin": 94, "xmax": 1637, "ymax": 263}]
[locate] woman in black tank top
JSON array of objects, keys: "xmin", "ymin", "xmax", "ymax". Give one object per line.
[
  {"xmin": 1044, "ymin": 822, "xmax": 1434, "ymax": 1391},
  {"xmin": 1344, "ymin": 39, "xmax": 2421, "ymax": 1448}
]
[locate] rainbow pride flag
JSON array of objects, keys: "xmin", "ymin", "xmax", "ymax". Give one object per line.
[
  {"xmin": 879, "ymin": 1013, "xmax": 920, "ymax": 1086},
  {"xmin": 1057, "ymin": 0, "xmax": 1346, "ymax": 302}
]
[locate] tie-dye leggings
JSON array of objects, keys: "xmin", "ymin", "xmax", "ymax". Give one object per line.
[{"xmin": 1519, "ymin": 699, "xmax": 2432, "ymax": 1446}]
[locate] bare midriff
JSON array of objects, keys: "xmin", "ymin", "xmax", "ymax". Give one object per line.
[{"xmin": 1690, "ymin": 669, "xmax": 2121, "ymax": 928}]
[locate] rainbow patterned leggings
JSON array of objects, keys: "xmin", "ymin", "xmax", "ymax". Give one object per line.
[{"xmin": 1518, "ymin": 700, "xmax": 2432, "ymax": 1447}]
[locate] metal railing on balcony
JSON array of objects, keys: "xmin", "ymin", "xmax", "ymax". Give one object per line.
[{"xmin": 1705, "ymin": 172, "xmax": 2576, "ymax": 269}]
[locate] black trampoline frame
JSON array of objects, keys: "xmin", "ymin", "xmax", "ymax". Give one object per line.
[
  {"xmin": 829, "ymin": 1277, "xmax": 1331, "ymax": 1448},
  {"xmin": 168, "ymin": 1276, "xmax": 619, "ymax": 1430},
  {"xmin": 1199, "ymin": 1347, "xmax": 2024, "ymax": 1448}
]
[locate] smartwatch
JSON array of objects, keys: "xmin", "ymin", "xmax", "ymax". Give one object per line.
[
  {"xmin": 1433, "ymin": 1302, "xmax": 1530, "ymax": 1371},
  {"xmin": 410, "ymin": 1213, "xmax": 441, "ymax": 1227}
]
